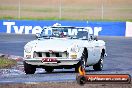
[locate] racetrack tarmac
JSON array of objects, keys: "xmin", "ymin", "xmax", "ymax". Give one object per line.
[{"xmin": 0, "ymin": 34, "xmax": 132, "ymax": 83}]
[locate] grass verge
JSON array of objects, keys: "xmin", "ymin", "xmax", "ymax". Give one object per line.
[
  {"xmin": 0, "ymin": 57, "xmax": 17, "ymax": 69},
  {"xmin": 0, "ymin": 16, "xmax": 132, "ymax": 22}
]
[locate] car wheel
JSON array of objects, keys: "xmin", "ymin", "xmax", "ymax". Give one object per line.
[
  {"xmin": 93, "ymin": 54, "xmax": 104, "ymax": 71},
  {"xmin": 75, "ymin": 50, "xmax": 87, "ymax": 72},
  {"xmin": 81, "ymin": 49, "xmax": 88, "ymax": 69},
  {"xmin": 23, "ymin": 61, "xmax": 36, "ymax": 74},
  {"xmin": 45, "ymin": 67, "xmax": 54, "ymax": 73},
  {"xmin": 76, "ymin": 75, "xmax": 86, "ymax": 85},
  {"xmin": 75, "ymin": 62, "xmax": 81, "ymax": 72}
]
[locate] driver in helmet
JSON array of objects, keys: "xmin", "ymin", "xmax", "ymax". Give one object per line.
[{"xmin": 60, "ymin": 31, "xmax": 65, "ymax": 38}]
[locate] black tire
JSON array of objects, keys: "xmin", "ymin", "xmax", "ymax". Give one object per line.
[
  {"xmin": 75, "ymin": 49, "xmax": 88, "ymax": 72},
  {"xmin": 76, "ymin": 75, "xmax": 86, "ymax": 85},
  {"xmin": 81, "ymin": 50, "xmax": 87, "ymax": 70},
  {"xmin": 23, "ymin": 61, "xmax": 36, "ymax": 74},
  {"xmin": 93, "ymin": 54, "xmax": 104, "ymax": 71},
  {"xmin": 75, "ymin": 62, "xmax": 81, "ymax": 72},
  {"xmin": 45, "ymin": 67, "xmax": 54, "ymax": 73}
]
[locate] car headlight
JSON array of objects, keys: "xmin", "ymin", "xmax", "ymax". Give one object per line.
[
  {"xmin": 70, "ymin": 54, "xmax": 77, "ymax": 59},
  {"xmin": 24, "ymin": 45, "xmax": 32, "ymax": 53}
]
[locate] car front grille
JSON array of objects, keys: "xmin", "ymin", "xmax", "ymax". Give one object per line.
[{"xmin": 33, "ymin": 51, "xmax": 68, "ymax": 58}]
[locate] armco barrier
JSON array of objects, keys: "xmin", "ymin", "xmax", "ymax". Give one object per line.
[{"xmin": 0, "ymin": 20, "xmax": 130, "ymax": 36}]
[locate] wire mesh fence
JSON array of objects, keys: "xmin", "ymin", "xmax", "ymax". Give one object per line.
[{"xmin": 0, "ymin": 0, "xmax": 131, "ymax": 20}]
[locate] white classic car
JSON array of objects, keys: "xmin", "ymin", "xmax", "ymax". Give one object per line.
[{"xmin": 23, "ymin": 24, "xmax": 106, "ymax": 74}]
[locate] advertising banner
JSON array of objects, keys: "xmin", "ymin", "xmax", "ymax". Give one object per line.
[{"xmin": 0, "ymin": 20, "xmax": 126, "ymax": 36}]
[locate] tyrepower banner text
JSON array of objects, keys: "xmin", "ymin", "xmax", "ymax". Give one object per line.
[{"xmin": 0, "ymin": 20, "xmax": 126, "ymax": 36}]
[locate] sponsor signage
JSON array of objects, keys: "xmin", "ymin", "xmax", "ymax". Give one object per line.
[
  {"xmin": 76, "ymin": 74, "xmax": 131, "ymax": 85},
  {"xmin": 0, "ymin": 20, "xmax": 126, "ymax": 36},
  {"xmin": 76, "ymin": 66, "xmax": 131, "ymax": 85}
]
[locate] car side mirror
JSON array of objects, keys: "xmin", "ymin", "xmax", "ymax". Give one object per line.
[{"xmin": 35, "ymin": 33, "xmax": 41, "ymax": 38}]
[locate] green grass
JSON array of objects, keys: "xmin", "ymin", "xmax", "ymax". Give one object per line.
[
  {"xmin": 0, "ymin": 6, "xmax": 94, "ymax": 12},
  {"xmin": 0, "ymin": 57, "xmax": 17, "ymax": 69},
  {"xmin": 0, "ymin": 16, "xmax": 62, "ymax": 20},
  {"xmin": 0, "ymin": 16, "xmax": 15, "ymax": 20},
  {"xmin": 0, "ymin": 16, "xmax": 132, "ymax": 22},
  {"xmin": 0, "ymin": 6, "xmax": 17, "ymax": 10},
  {"xmin": 23, "ymin": 8, "xmax": 58, "ymax": 12},
  {"xmin": 0, "ymin": 6, "xmax": 58, "ymax": 12}
]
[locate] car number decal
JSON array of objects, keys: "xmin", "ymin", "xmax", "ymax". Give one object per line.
[{"xmin": 41, "ymin": 58, "xmax": 57, "ymax": 63}]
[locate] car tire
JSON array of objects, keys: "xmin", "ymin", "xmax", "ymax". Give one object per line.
[
  {"xmin": 75, "ymin": 49, "xmax": 88, "ymax": 72},
  {"xmin": 93, "ymin": 54, "xmax": 104, "ymax": 71},
  {"xmin": 23, "ymin": 61, "xmax": 36, "ymax": 74},
  {"xmin": 81, "ymin": 50, "xmax": 87, "ymax": 70},
  {"xmin": 75, "ymin": 62, "xmax": 81, "ymax": 72},
  {"xmin": 45, "ymin": 67, "xmax": 54, "ymax": 73},
  {"xmin": 76, "ymin": 75, "xmax": 86, "ymax": 85}
]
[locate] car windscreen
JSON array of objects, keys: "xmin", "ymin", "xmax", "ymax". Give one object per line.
[
  {"xmin": 39, "ymin": 27, "xmax": 89, "ymax": 39},
  {"xmin": 75, "ymin": 31, "xmax": 88, "ymax": 40}
]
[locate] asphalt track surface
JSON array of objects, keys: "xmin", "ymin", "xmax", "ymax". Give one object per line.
[{"xmin": 0, "ymin": 34, "xmax": 132, "ymax": 83}]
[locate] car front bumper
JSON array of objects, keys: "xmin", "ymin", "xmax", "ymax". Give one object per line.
[{"xmin": 24, "ymin": 57, "xmax": 81, "ymax": 66}]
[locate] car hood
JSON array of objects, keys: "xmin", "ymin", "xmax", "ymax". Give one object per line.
[{"xmin": 32, "ymin": 39, "xmax": 77, "ymax": 52}]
